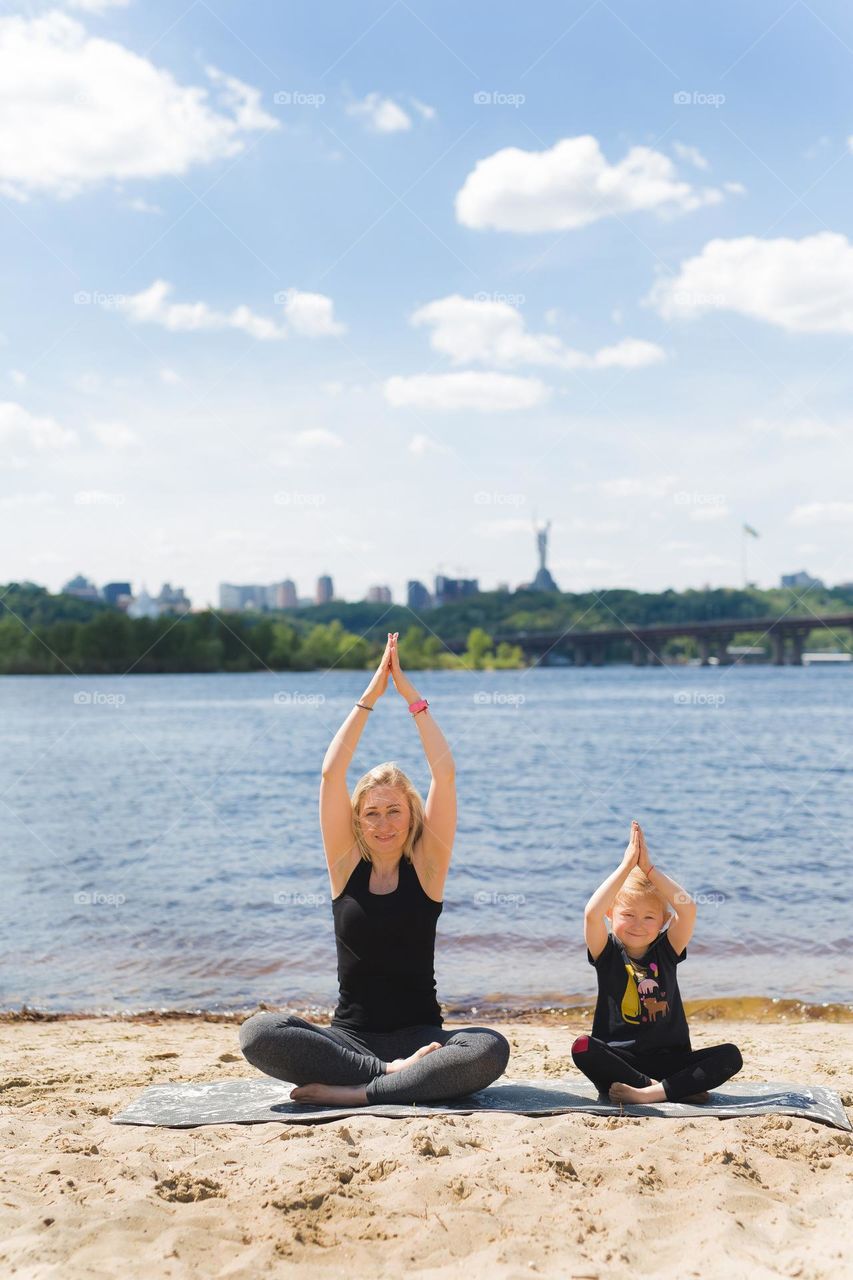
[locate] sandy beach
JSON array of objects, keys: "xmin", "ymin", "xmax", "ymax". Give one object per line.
[{"xmin": 1, "ymin": 1010, "xmax": 851, "ymax": 1279}]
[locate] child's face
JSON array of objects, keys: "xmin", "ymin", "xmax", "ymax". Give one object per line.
[{"xmin": 611, "ymin": 896, "xmax": 665, "ymax": 951}]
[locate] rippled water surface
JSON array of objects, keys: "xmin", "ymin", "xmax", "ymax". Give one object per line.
[{"xmin": 2, "ymin": 666, "xmax": 851, "ymax": 1012}]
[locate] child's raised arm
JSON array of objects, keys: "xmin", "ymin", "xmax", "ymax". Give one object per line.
[
  {"xmin": 583, "ymin": 821, "xmax": 641, "ymax": 960},
  {"xmin": 636, "ymin": 824, "xmax": 697, "ymax": 955}
]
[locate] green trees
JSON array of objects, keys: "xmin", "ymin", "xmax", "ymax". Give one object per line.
[{"xmin": 1, "ymin": 581, "xmax": 851, "ymax": 674}]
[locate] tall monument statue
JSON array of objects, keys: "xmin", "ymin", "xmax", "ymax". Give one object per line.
[{"xmin": 532, "ymin": 518, "xmax": 559, "ymax": 593}]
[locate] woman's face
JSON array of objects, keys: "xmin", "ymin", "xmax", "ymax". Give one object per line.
[{"xmin": 360, "ymin": 785, "xmax": 410, "ymax": 855}]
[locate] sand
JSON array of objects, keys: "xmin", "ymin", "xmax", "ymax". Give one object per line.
[{"xmin": 1, "ymin": 1013, "xmax": 851, "ymax": 1279}]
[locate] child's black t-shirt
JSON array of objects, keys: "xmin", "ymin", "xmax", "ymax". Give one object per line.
[{"xmin": 587, "ymin": 928, "xmax": 691, "ymax": 1053}]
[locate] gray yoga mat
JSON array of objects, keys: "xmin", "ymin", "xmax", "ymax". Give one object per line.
[{"xmin": 112, "ymin": 1076, "xmax": 852, "ymax": 1131}]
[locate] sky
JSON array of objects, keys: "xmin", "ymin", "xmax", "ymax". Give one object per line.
[{"xmin": 2, "ymin": 0, "xmax": 853, "ymax": 608}]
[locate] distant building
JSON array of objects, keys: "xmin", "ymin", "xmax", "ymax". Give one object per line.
[
  {"xmin": 219, "ymin": 583, "xmax": 269, "ymax": 611},
  {"xmin": 156, "ymin": 583, "xmax": 191, "ymax": 615},
  {"xmin": 407, "ymin": 580, "xmax": 433, "ymax": 609},
  {"xmin": 366, "ymin": 585, "xmax": 392, "ymax": 603},
  {"xmin": 434, "ymin": 575, "xmax": 479, "ymax": 605},
  {"xmin": 781, "ymin": 570, "xmax": 824, "ymax": 590},
  {"xmin": 316, "ymin": 575, "xmax": 334, "ymax": 605},
  {"xmin": 102, "ymin": 581, "xmax": 132, "ymax": 609},
  {"xmin": 271, "ymin": 579, "xmax": 298, "ymax": 609},
  {"xmin": 62, "ymin": 573, "xmax": 100, "ymax": 602},
  {"xmin": 495, "ymin": 581, "xmax": 511, "ymax": 594},
  {"xmin": 127, "ymin": 586, "xmax": 160, "ymax": 619}
]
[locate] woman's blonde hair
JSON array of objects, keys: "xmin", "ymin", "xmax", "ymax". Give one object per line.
[
  {"xmin": 351, "ymin": 761, "xmax": 425, "ymax": 864},
  {"xmin": 611, "ymin": 868, "xmax": 671, "ymax": 918}
]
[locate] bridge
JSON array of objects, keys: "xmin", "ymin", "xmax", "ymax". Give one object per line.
[{"xmin": 446, "ymin": 613, "xmax": 853, "ymax": 666}]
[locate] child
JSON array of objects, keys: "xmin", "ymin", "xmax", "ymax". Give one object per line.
[{"xmin": 573, "ymin": 820, "xmax": 743, "ymax": 1105}]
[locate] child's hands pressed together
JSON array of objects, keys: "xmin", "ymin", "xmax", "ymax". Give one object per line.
[
  {"xmin": 636, "ymin": 823, "xmax": 652, "ymax": 875},
  {"xmin": 622, "ymin": 820, "xmax": 641, "ymax": 869}
]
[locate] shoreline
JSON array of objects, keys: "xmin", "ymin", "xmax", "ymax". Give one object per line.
[{"xmin": 4, "ymin": 994, "xmax": 853, "ymax": 1025}]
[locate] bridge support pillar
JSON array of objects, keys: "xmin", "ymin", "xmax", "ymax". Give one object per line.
[
  {"xmin": 591, "ymin": 642, "xmax": 605, "ymax": 667},
  {"xmin": 647, "ymin": 641, "xmax": 664, "ymax": 666},
  {"xmin": 573, "ymin": 644, "xmax": 587, "ymax": 668},
  {"xmin": 789, "ymin": 632, "xmax": 804, "ymax": 666},
  {"xmin": 632, "ymin": 641, "xmax": 647, "ymax": 666},
  {"xmin": 771, "ymin": 632, "xmax": 786, "ymax": 665},
  {"xmin": 716, "ymin": 635, "xmax": 733, "ymax": 664},
  {"xmin": 699, "ymin": 636, "xmax": 711, "ymax": 666}
]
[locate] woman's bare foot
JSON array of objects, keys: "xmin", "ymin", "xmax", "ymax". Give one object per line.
[
  {"xmin": 609, "ymin": 1080, "xmax": 667, "ymax": 1104},
  {"xmin": 385, "ymin": 1041, "xmax": 443, "ymax": 1074},
  {"xmin": 289, "ymin": 1083, "xmax": 369, "ymax": 1106}
]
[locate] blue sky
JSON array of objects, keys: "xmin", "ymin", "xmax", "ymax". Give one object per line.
[{"xmin": 2, "ymin": 0, "xmax": 853, "ymax": 607}]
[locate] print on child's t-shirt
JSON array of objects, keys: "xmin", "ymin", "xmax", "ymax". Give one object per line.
[{"xmin": 620, "ymin": 955, "xmax": 670, "ymax": 1025}]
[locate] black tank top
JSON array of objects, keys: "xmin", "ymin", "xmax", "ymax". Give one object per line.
[{"xmin": 331, "ymin": 855, "xmax": 444, "ymax": 1032}]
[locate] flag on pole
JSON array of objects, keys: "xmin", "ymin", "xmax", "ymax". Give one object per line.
[{"xmin": 743, "ymin": 523, "xmax": 760, "ymax": 538}]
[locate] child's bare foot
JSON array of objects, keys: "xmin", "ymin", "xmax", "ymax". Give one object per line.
[
  {"xmin": 609, "ymin": 1080, "xmax": 667, "ymax": 1104},
  {"xmin": 289, "ymin": 1083, "xmax": 369, "ymax": 1106},
  {"xmin": 385, "ymin": 1041, "xmax": 443, "ymax": 1074},
  {"xmin": 682, "ymin": 1090, "xmax": 711, "ymax": 1103}
]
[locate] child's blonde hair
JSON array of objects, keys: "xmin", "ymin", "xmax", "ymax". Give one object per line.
[
  {"xmin": 610, "ymin": 868, "xmax": 671, "ymax": 919},
  {"xmin": 350, "ymin": 761, "xmax": 425, "ymax": 864}
]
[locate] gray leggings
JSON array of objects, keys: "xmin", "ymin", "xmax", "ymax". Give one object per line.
[{"xmin": 238, "ymin": 1012, "xmax": 511, "ymax": 1105}]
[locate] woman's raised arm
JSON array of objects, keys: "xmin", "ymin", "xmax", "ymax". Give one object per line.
[
  {"xmin": 319, "ymin": 634, "xmax": 393, "ymax": 876},
  {"xmin": 388, "ymin": 634, "xmax": 456, "ymax": 897}
]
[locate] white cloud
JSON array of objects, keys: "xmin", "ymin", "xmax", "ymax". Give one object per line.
[
  {"xmin": 160, "ymin": 368, "xmax": 182, "ymax": 384},
  {"xmin": 9, "ymin": 369, "xmax": 26, "ymax": 386},
  {"xmin": 293, "ymin": 429, "xmax": 343, "ymax": 450},
  {"xmin": 649, "ymin": 232, "xmax": 853, "ymax": 333},
  {"xmin": 409, "ymin": 295, "xmax": 665, "ymax": 371},
  {"xmin": 346, "ymin": 92, "xmax": 411, "ymax": 133},
  {"xmin": 747, "ymin": 415, "xmax": 841, "ymax": 440},
  {"xmin": 124, "ymin": 196, "xmax": 164, "ymax": 215},
  {"xmin": 0, "ymin": 490, "xmax": 56, "ymax": 508},
  {"xmin": 0, "ymin": 11, "xmax": 278, "ymax": 200},
  {"xmin": 103, "ymin": 280, "xmax": 344, "ymax": 340},
  {"xmin": 600, "ymin": 475, "xmax": 678, "ymax": 498},
  {"xmin": 410, "ymin": 98, "xmax": 436, "ymax": 121},
  {"xmin": 66, "ymin": 0, "xmax": 130, "ymax": 11},
  {"xmin": 106, "ymin": 280, "xmax": 287, "ymax": 339},
  {"xmin": 281, "ymin": 289, "xmax": 347, "ymax": 336},
  {"xmin": 672, "ymin": 142, "xmax": 709, "ymax": 170},
  {"xmin": 384, "ymin": 371, "xmax": 549, "ymax": 412},
  {"xmin": 790, "ymin": 502, "xmax": 853, "ymax": 525},
  {"xmin": 89, "ymin": 420, "xmax": 138, "ymax": 448},
  {"xmin": 409, "ymin": 433, "xmax": 452, "ymax": 455},
  {"xmin": 455, "ymin": 134, "xmax": 730, "ymax": 233},
  {"xmin": 0, "ymin": 401, "xmax": 78, "ymax": 452}
]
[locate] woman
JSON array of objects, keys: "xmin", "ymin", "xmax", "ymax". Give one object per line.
[{"xmin": 239, "ymin": 632, "xmax": 510, "ymax": 1106}]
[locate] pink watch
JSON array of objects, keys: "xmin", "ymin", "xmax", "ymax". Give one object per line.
[{"xmin": 408, "ymin": 698, "xmax": 429, "ymax": 716}]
